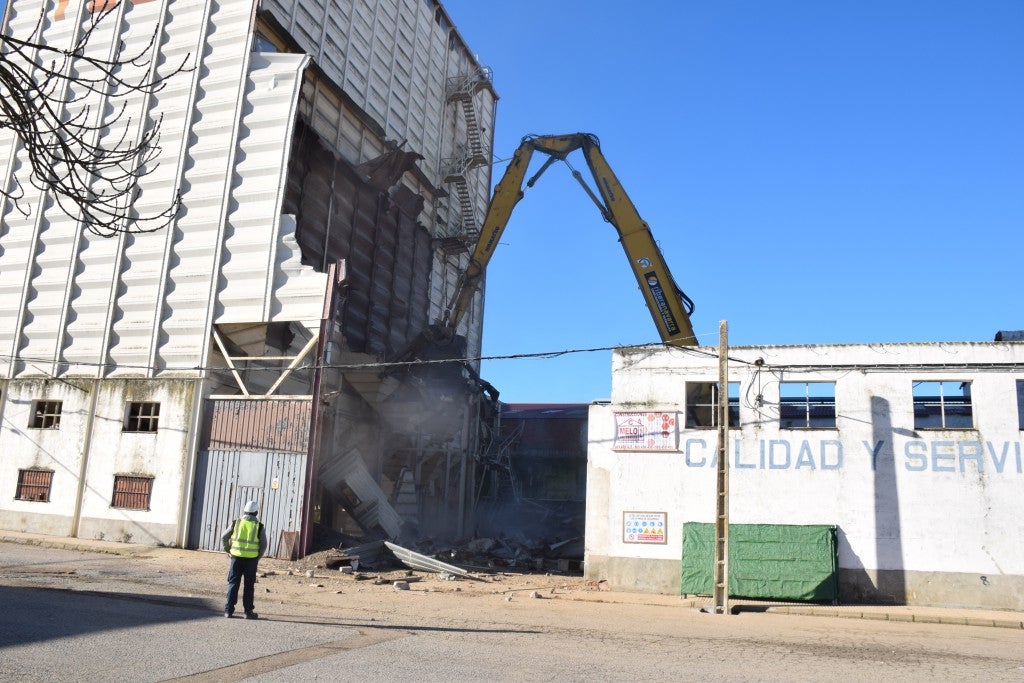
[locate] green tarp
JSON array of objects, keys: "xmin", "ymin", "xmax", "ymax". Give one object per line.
[{"xmin": 680, "ymin": 522, "xmax": 838, "ymax": 602}]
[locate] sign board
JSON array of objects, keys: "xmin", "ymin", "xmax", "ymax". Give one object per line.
[
  {"xmin": 623, "ymin": 511, "xmax": 668, "ymax": 544},
  {"xmin": 613, "ymin": 412, "xmax": 677, "ymax": 451}
]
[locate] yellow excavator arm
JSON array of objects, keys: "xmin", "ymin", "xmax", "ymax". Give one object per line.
[{"xmin": 440, "ymin": 133, "xmax": 697, "ymax": 347}]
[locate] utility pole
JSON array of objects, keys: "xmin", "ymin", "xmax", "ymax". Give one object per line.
[{"xmin": 712, "ymin": 320, "xmax": 730, "ymax": 615}]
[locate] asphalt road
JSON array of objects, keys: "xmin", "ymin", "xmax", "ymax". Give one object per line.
[{"xmin": 2, "ymin": 542, "xmax": 1023, "ymax": 682}]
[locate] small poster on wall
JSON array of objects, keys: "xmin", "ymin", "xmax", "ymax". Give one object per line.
[
  {"xmin": 623, "ymin": 511, "xmax": 668, "ymax": 544},
  {"xmin": 613, "ymin": 412, "xmax": 677, "ymax": 451}
]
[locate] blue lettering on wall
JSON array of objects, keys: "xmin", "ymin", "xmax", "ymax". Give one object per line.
[
  {"xmin": 987, "ymin": 441, "xmax": 1010, "ymax": 473},
  {"xmin": 735, "ymin": 441, "xmax": 756, "ymax": 469},
  {"xmin": 675, "ymin": 438, "xmax": 1022, "ymax": 475},
  {"xmin": 796, "ymin": 442, "xmax": 816, "ymax": 469},
  {"xmin": 905, "ymin": 441, "xmax": 928, "ymax": 471},
  {"xmin": 685, "ymin": 438, "xmax": 707, "ymax": 467},
  {"xmin": 821, "ymin": 440, "xmax": 843, "ymax": 470},
  {"xmin": 931, "ymin": 441, "xmax": 956, "ymax": 472},
  {"xmin": 769, "ymin": 440, "xmax": 790, "ymax": 469},
  {"xmin": 863, "ymin": 440, "xmax": 884, "ymax": 471},
  {"xmin": 959, "ymin": 441, "xmax": 984, "ymax": 473}
]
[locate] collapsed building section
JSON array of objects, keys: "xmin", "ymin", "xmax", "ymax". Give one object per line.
[{"xmin": 0, "ymin": 0, "xmax": 500, "ymax": 556}]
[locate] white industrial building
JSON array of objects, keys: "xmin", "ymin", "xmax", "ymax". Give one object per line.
[
  {"xmin": 586, "ymin": 340, "xmax": 1024, "ymax": 609},
  {"xmin": 0, "ymin": 0, "xmax": 499, "ymax": 555}
]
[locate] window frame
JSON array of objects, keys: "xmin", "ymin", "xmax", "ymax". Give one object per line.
[
  {"xmin": 16, "ymin": 469, "xmax": 54, "ymax": 502},
  {"xmin": 1017, "ymin": 380, "xmax": 1024, "ymax": 431},
  {"xmin": 124, "ymin": 401, "xmax": 160, "ymax": 433},
  {"xmin": 111, "ymin": 475, "xmax": 154, "ymax": 511},
  {"xmin": 684, "ymin": 381, "xmax": 740, "ymax": 429},
  {"xmin": 778, "ymin": 381, "xmax": 837, "ymax": 430},
  {"xmin": 29, "ymin": 400, "xmax": 63, "ymax": 430},
  {"xmin": 912, "ymin": 380, "xmax": 974, "ymax": 430}
]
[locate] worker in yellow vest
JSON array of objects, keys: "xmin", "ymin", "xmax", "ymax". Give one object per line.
[{"xmin": 221, "ymin": 500, "xmax": 268, "ymax": 619}]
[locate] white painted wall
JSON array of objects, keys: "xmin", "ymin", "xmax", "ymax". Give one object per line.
[
  {"xmin": 587, "ymin": 341, "xmax": 1024, "ymax": 599},
  {"xmin": 0, "ymin": 379, "xmax": 194, "ymax": 545}
]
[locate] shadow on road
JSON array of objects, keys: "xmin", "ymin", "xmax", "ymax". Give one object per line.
[
  {"xmin": 0, "ymin": 583, "xmax": 542, "ymax": 650},
  {"xmin": 0, "ymin": 584, "xmax": 213, "ymax": 648}
]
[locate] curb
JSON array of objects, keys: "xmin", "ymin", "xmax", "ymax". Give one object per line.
[
  {"xmin": 0, "ymin": 533, "xmax": 161, "ymax": 557},
  {"xmin": 763, "ymin": 604, "xmax": 1024, "ymax": 630}
]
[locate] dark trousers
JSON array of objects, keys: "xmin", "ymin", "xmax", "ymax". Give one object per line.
[{"xmin": 225, "ymin": 555, "xmax": 259, "ymax": 614}]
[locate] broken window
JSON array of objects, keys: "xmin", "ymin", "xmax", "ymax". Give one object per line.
[
  {"xmin": 16, "ymin": 469, "xmax": 54, "ymax": 502},
  {"xmin": 124, "ymin": 402, "xmax": 160, "ymax": 433},
  {"xmin": 112, "ymin": 475, "xmax": 153, "ymax": 510},
  {"xmin": 913, "ymin": 380, "xmax": 973, "ymax": 429},
  {"xmin": 29, "ymin": 401, "xmax": 62, "ymax": 429},
  {"xmin": 779, "ymin": 382, "xmax": 836, "ymax": 429},
  {"xmin": 685, "ymin": 382, "xmax": 739, "ymax": 428}
]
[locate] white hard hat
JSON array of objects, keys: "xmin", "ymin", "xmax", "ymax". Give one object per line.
[{"xmin": 243, "ymin": 500, "xmax": 259, "ymax": 514}]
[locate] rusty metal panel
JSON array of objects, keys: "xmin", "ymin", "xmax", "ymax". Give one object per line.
[{"xmin": 204, "ymin": 399, "xmax": 312, "ymax": 454}]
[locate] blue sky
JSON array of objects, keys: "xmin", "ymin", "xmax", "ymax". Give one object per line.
[
  {"xmin": 3, "ymin": 1, "xmax": 1020, "ymax": 404},
  {"xmin": 443, "ymin": 0, "xmax": 1024, "ymax": 403}
]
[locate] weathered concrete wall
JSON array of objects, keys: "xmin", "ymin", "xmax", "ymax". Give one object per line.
[
  {"xmin": 0, "ymin": 379, "xmax": 197, "ymax": 547},
  {"xmin": 585, "ymin": 341, "xmax": 1024, "ymax": 609}
]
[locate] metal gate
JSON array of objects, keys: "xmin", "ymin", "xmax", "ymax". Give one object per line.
[{"xmin": 188, "ymin": 399, "xmax": 311, "ymax": 557}]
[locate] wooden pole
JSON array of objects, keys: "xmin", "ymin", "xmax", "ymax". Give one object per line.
[{"xmin": 712, "ymin": 320, "xmax": 730, "ymax": 615}]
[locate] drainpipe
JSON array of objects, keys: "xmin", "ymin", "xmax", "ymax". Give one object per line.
[
  {"xmin": 70, "ymin": 379, "xmax": 100, "ymax": 538},
  {"xmin": 176, "ymin": 378, "xmax": 207, "ymax": 548}
]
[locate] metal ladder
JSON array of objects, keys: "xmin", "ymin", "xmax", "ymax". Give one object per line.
[{"xmin": 440, "ymin": 67, "xmax": 492, "ymax": 245}]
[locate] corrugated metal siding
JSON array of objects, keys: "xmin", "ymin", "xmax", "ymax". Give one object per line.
[
  {"xmin": 263, "ymin": 0, "xmax": 450, "ymax": 184},
  {"xmin": 0, "ymin": 0, "xmax": 264, "ymax": 379},
  {"xmin": 189, "ymin": 447, "xmax": 307, "ymax": 556},
  {"xmin": 155, "ymin": 0, "xmax": 256, "ymax": 371},
  {"xmin": 107, "ymin": 0, "xmax": 213, "ymax": 375},
  {"xmin": 216, "ymin": 52, "xmax": 310, "ymax": 323},
  {"xmin": 204, "ymin": 399, "xmax": 312, "ymax": 453},
  {"xmin": 189, "ymin": 398, "xmax": 311, "ymax": 555},
  {"xmin": 284, "ymin": 122, "xmax": 432, "ymax": 356}
]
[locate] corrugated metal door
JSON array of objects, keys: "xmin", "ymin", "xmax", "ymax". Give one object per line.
[{"xmin": 188, "ymin": 399, "xmax": 311, "ymax": 557}]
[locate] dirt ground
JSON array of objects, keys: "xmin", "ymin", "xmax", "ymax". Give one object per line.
[{"xmin": 257, "ymin": 547, "xmax": 620, "ymax": 604}]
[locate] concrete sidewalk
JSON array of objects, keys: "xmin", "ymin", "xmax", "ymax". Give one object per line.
[{"xmin": 3, "ymin": 530, "xmax": 1022, "ymax": 630}]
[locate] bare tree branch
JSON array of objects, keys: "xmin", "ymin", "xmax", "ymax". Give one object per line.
[{"xmin": 0, "ymin": 2, "xmax": 192, "ymax": 236}]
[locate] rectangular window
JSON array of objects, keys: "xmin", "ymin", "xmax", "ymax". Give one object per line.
[
  {"xmin": 1018, "ymin": 380, "xmax": 1024, "ymax": 430},
  {"xmin": 913, "ymin": 381, "xmax": 973, "ymax": 429},
  {"xmin": 16, "ymin": 469, "xmax": 54, "ymax": 502},
  {"xmin": 779, "ymin": 382, "xmax": 836, "ymax": 429},
  {"xmin": 29, "ymin": 401, "xmax": 63, "ymax": 429},
  {"xmin": 111, "ymin": 475, "xmax": 153, "ymax": 510},
  {"xmin": 124, "ymin": 402, "xmax": 160, "ymax": 432},
  {"xmin": 685, "ymin": 382, "xmax": 740, "ymax": 428}
]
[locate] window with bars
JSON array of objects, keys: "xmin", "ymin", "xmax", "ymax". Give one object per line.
[
  {"xmin": 124, "ymin": 402, "xmax": 160, "ymax": 432},
  {"xmin": 779, "ymin": 382, "xmax": 837, "ymax": 429},
  {"xmin": 684, "ymin": 382, "xmax": 740, "ymax": 428},
  {"xmin": 913, "ymin": 380, "xmax": 973, "ymax": 429},
  {"xmin": 111, "ymin": 475, "xmax": 153, "ymax": 510},
  {"xmin": 29, "ymin": 400, "xmax": 63, "ymax": 429},
  {"xmin": 16, "ymin": 469, "xmax": 54, "ymax": 502}
]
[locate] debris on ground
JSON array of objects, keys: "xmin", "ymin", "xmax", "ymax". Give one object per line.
[{"xmin": 385, "ymin": 541, "xmax": 481, "ymax": 580}]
